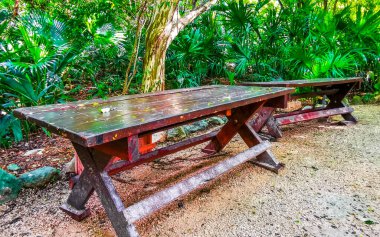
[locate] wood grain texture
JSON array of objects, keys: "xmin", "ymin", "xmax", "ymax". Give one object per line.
[
  {"xmin": 240, "ymin": 77, "xmax": 362, "ymax": 88},
  {"xmin": 14, "ymin": 86, "xmax": 293, "ymax": 147}
]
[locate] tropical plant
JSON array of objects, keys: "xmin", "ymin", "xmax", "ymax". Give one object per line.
[{"xmin": 0, "ymin": 11, "xmax": 77, "ymax": 146}]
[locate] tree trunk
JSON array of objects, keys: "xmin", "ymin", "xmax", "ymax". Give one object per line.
[
  {"xmin": 141, "ymin": 0, "xmax": 218, "ymax": 93},
  {"xmin": 141, "ymin": 36, "xmax": 171, "ymax": 92},
  {"xmin": 141, "ymin": 0, "xmax": 179, "ymax": 93}
]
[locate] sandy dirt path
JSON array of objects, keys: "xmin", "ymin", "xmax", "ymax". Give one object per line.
[{"xmin": 1, "ymin": 104, "xmax": 379, "ymax": 237}]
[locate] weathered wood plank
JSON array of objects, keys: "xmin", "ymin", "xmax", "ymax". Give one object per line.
[
  {"xmin": 14, "ymin": 86, "xmax": 293, "ymax": 146},
  {"xmin": 277, "ymin": 107, "xmax": 354, "ymax": 125},
  {"xmin": 104, "ymin": 131, "xmax": 218, "ymax": 175},
  {"xmin": 250, "ymin": 107, "xmax": 275, "ymax": 132},
  {"xmin": 13, "ymin": 86, "xmax": 222, "ymax": 116},
  {"xmin": 274, "ymin": 107, "xmax": 325, "ymax": 119},
  {"xmin": 122, "ymin": 141, "xmax": 271, "ymax": 223},
  {"xmin": 240, "ymin": 77, "xmax": 362, "ymax": 88},
  {"xmin": 23, "ymin": 86, "xmax": 280, "ymax": 127}
]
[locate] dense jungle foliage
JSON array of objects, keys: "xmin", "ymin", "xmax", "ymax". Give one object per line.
[{"xmin": 0, "ymin": 0, "xmax": 379, "ymax": 146}]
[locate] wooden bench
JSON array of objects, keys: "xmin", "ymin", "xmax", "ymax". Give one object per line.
[
  {"xmin": 241, "ymin": 77, "xmax": 363, "ymax": 138},
  {"xmin": 14, "ymin": 85, "xmax": 293, "ymax": 237}
]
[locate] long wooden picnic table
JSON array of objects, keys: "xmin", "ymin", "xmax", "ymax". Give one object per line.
[
  {"xmin": 241, "ymin": 77, "xmax": 363, "ymax": 138},
  {"xmin": 14, "ymin": 85, "xmax": 293, "ymax": 237}
]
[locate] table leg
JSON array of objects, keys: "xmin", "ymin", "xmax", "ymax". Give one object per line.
[
  {"xmin": 62, "ymin": 143, "xmax": 139, "ymax": 237},
  {"xmin": 326, "ymin": 83, "xmax": 358, "ymax": 123},
  {"xmin": 265, "ymin": 113, "xmax": 282, "ymax": 138},
  {"xmin": 250, "ymin": 107, "xmax": 274, "ymax": 132},
  {"xmin": 250, "ymin": 107, "xmax": 282, "ymax": 139},
  {"xmin": 60, "ymin": 168, "xmax": 94, "ymax": 220},
  {"xmin": 202, "ymin": 102, "xmax": 282, "ymax": 172},
  {"xmin": 238, "ymin": 123, "xmax": 283, "ymax": 173},
  {"xmin": 202, "ymin": 102, "xmax": 265, "ymax": 154}
]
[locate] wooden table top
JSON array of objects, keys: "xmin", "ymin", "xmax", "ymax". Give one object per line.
[
  {"xmin": 241, "ymin": 77, "xmax": 362, "ymax": 88},
  {"xmin": 14, "ymin": 85, "xmax": 293, "ymax": 147}
]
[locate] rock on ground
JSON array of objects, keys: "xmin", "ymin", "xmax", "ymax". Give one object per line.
[
  {"xmin": 0, "ymin": 105, "xmax": 379, "ymax": 237},
  {"xmin": 19, "ymin": 166, "xmax": 60, "ymax": 188},
  {"xmin": 0, "ymin": 169, "xmax": 22, "ymax": 205},
  {"xmin": 167, "ymin": 126, "xmax": 188, "ymax": 141}
]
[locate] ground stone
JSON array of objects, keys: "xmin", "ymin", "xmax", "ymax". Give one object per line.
[
  {"xmin": 184, "ymin": 120, "xmax": 209, "ymax": 133},
  {"xmin": 167, "ymin": 127, "xmax": 188, "ymax": 141},
  {"xmin": 207, "ymin": 116, "xmax": 226, "ymax": 126},
  {"xmin": 23, "ymin": 148, "xmax": 44, "ymax": 156},
  {"xmin": 0, "ymin": 169, "xmax": 22, "ymax": 204},
  {"xmin": 7, "ymin": 163, "xmax": 21, "ymax": 171},
  {"xmin": 19, "ymin": 166, "xmax": 60, "ymax": 188}
]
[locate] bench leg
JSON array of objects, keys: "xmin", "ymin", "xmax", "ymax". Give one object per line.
[
  {"xmin": 60, "ymin": 168, "xmax": 94, "ymax": 220},
  {"xmin": 326, "ymin": 83, "xmax": 358, "ymax": 123},
  {"xmin": 250, "ymin": 107, "xmax": 274, "ymax": 132},
  {"xmin": 250, "ymin": 107, "xmax": 282, "ymax": 139},
  {"xmin": 202, "ymin": 102, "xmax": 265, "ymax": 154},
  {"xmin": 341, "ymin": 111, "xmax": 358, "ymax": 123},
  {"xmin": 238, "ymin": 123, "xmax": 283, "ymax": 173},
  {"xmin": 62, "ymin": 143, "xmax": 139, "ymax": 237},
  {"xmin": 203, "ymin": 102, "xmax": 283, "ymax": 173},
  {"xmin": 265, "ymin": 115, "xmax": 283, "ymax": 139}
]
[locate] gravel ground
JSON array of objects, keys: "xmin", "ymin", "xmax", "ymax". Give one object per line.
[{"xmin": 0, "ymin": 104, "xmax": 379, "ymax": 237}]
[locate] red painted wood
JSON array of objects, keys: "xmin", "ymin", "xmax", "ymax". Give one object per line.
[
  {"xmin": 139, "ymin": 134, "xmax": 155, "ymax": 154},
  {"xmin": 105, "ymin": 131, "xmax": 218, "ymax": 175},
  {"xmin": 277, "ymin": 107, "xmax": 354, "ymax": 125},
  {"xmin": 203, "ymin": 102, "xmax": 265, "ymax": 154},
  {"xmin": 75, "ymin": 134, "xmax": 154, "ymax": 175},
  {"xmin": 250, "ymin": 107, "xmax": 275, "ymax": 132}
]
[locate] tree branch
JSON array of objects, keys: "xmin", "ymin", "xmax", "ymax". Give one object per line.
[
  {"xmin": 122, "ymin": 1, "xmax": 147, "ymax": 94},
  {"xmin": 178, "ymin": 0, "xmax": 218, "ymax": 30},
  {"xmin": 165, "ymin": 0, "xmax": 217, "ymax": 44}
]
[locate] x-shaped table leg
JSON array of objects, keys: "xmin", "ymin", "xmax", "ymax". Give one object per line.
[
  {"xmin": 203, "ymin": 102, "xmax": 283, "ymax": 172},
  {"xmin": 325, "ymin": 83, "xmax": 358, "ymax": 123},
  {"xmin": 250, "ymin": 107, "xmax": 282, "ymax": 139},
  {"xmin": 61, "ymin": 143, "xmax": 139, "ymax": 237}
]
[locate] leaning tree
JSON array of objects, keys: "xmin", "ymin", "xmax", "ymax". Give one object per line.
[{"xmin": 123, "ymin": 0, "xmax": 218, "ymax": 93}]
